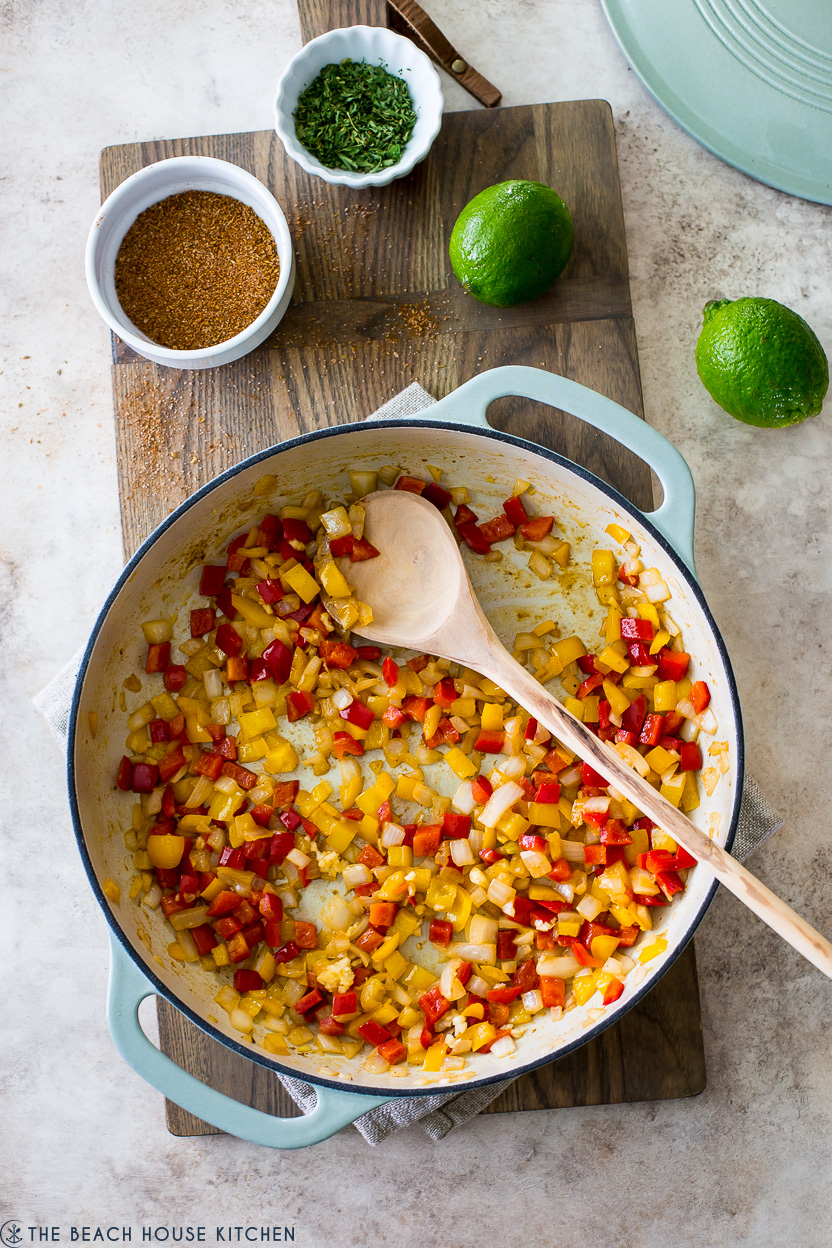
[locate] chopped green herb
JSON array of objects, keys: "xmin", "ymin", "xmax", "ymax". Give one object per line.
[{"xmin": 293, "ymin": 58, "xmax": 417, "ymax": 174}]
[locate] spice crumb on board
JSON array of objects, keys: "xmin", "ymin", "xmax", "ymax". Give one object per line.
[{"xmin": 115, "ymin": 190, "xmax": 280, "ymax": 351}]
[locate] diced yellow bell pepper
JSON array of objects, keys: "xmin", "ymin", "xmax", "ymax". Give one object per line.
[
  {"xmin": 184, "ymin": 714, "xmax": 212, "ymax": 744},
  {"xmin": 660, "ymin": 772, "xmax": 687, "ymax": 808},
  {"xmin": 591, "ymin": 934, "xmax": 621, "ymax": 961},
  {"xmin": 425, "ymin": 877, "xmax": 458, "ymax": 913},
  {"xmin": 230, "ymin": 593, "xmax": 275, "ymax": 629},
  {"xmin": 372, "ymin": 1002, "xmax": 400, "ymax": 1027},
  {"xmin": 262, "ymin": 738, "xmax": 299, "ymax": 774},
  {"xmin": 339, "ymin": 771, "xmax": 363, "ymax": 811},
  {"xmin": 603, "ymin": 678, "xmax": 631, "ymax": 717},
  {"xmin": 383, "ymin": 950, "xmax": 407, "ymax": 981},
  {"xmin": 378, "ymin": 870, "xmax": 408, "ymax": 901},
  {"xmin": 528, "ymin": 801, "xmax": 562, "ymax": 828},
  {"xmin": 645, "ymin": 745, "xmax": 679, "ymax": 774},
  {"xmin": 201, "ymin": 875, "xmax": 224, "ymax": 901},
  {"xmin": 638, "ymin": 936, "xmax": 667, "ymax": 964},
  {"xmin": 653, "ymin": 680, "xmax": 677, "ymax": 712},
  {"xmin": 463, "ymin": 1002, "xmax": 485, "ymax": 1020},
  {"xmin": 497, "ymin": 812, "xmax": 529, "ymax": 840},
  {"xmin": 591, "ymin": 549, "xmax": 616, "ymax": 586},
  {"xmin": 237, "ymin": 737, "xmax": 268, "ymax": 763},
  {"xmin": 387, "ymin": 845, "xmax": 413, "ymax": 869},
  {"xmin": 372, "ymin": 932, "xmax": 401, "ymax": 965},
  {"xmin": 571, "ymin": 973, "xmax": 598, "ymax": 1005},
  {"xmin": 651, "ymin": 829, "xmax": 677, "ymax": 852},
  {"xmin": 605, "ymin": 605, "xmax": 623, "ymax": 644},
  {"xmin": 624, "ymin": 824, "xmax": 650, "ymax": 867},
  {"xmin": 396, "ymin": 773, "xmax": 419, "ymax": 801},
  {"xmin": 637, "ymin": 601, "xmax": 661, "ymax": 628},
  {"xmin": 359, "ymin": 814, "xmax": 380, "ymax": 842},
  {"xmin": 398, "ymin": 1006, "xmax": 421, "ymax": 1029},
  {"xmin": 327, "ymin": 820, "xmax": 357, "ymax": 855},
  {"xmin": 681, "ymin": 772, "xmax": 700, "ymax": 812},
  {"xmin": 401, "ymin": 964, "xmax": 434, "ymax": 993},
  {"xmin": 444, "ymin": 747, "xmax": 477, "ymax": 779},
  {"xmin": 598, "ymin": 645, "xmax": 629, "ymax": 675},
  {"xmin": 553, "ymin": 635, "xmax": 586, "ymax": 666},
  {"xmin": 480, "ymin": 703, "xmax": 504, "ymax": 731},
  {"xmin": 408, "ymin": 866, "xmax": 433, "ymax": 893},
  {"xmin": 146, "ymin": 834, "xmax": 186, "ymax": 870},
  {"xmin": 211, "ymin": 943, "xmax": 231, "ymax": 968},
  {"xmin": 447, "ymin": 885, "xmax": 473, "ymax": 931},
  {"xmin": 581, "ymin": 696, "xmax": 600, "ymax": 723},
  {"xmin": 564, "ymin": 696, "xmax": 584, "ymax": 721},
  {"xmin": 150, "ymin": 692, "xmax": 180, "ymax": 721},
  {"xmin": 450, "ymin": 697, "xmax": 476, "ymax": 718},
  {"xmin": 528, "ymin": 884, "xmax": 560, "ymax": 901},
  {"xmin": 650, "ymin": 629, "xmax": 671, "ymax": 655},
  {"xmin": 238, "ymin": 707, "xmax": 277, "ymax": 738},
  {"xmin": 392, "ymin": 909, "xmax": 421, "ymax": 940},
  {"xmin": 557, "ymin": 914, "xmax": 583, "ymax": 937},
  {"xmin": 605, "ymin": 523, "xmax": 631, "ymax": 544},
  {"xmin": 318, "ymin": 561, "xmax": 351, "ymax": 599},
  {"xmin": 283, "ymin": 563, "xmax": 320, "ymax": 604},
  {"xmin": 423, "ymin": 1039, "xmax": 447, "ymax": 1072},
  {"xmin": 465, "ymin": 1022, "xmax": 497, "ymax": 1052}
]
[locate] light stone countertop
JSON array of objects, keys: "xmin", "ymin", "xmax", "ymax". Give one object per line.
[{"xmin": 3, "ymin": 1, "xmax": 831, "ymax": 1243}]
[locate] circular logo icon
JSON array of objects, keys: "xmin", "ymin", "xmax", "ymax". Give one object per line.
[{"xmin": 0, "ymin": 1223, "xmax": 23, "ymax": 1248}]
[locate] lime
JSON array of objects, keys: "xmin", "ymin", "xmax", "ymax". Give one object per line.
[
  {"xmin": 695, "ymin": 297, "xmax": 828, "ymax": 428},
  {"xmin": 449, "ymin": 180, "xmax": 574, "ymax": 307}
]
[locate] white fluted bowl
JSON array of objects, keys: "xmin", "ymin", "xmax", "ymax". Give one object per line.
[{"xmin": 274, "ymin": 25, "xmax": 443, "ymax": 188}]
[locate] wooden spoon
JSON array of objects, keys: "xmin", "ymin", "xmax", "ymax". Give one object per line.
[{"xmin": 342, "ymin": 489, "xmax": 832, "ymax": 980}]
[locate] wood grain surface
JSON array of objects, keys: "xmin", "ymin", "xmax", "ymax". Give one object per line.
[{"xmin": 100, "ymin": 17, "xmax": 706, "ymax": 1133}]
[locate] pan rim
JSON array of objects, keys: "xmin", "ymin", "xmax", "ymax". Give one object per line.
[{"xmin": 68, "ymin": 416, "xmax": 744, "ymax": 1098}]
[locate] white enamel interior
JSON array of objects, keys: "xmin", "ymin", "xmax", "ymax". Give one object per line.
[
  {"xmin": 72, "ymin": 422, "xmax": 741, "ymax": 1096},
  {"xmin": 85, "ymin": 156, "xmax": 296, "ymax": 369}
]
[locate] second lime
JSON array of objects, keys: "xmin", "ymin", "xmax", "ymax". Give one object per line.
[{"xmin": 449, "ymin": 180, "xmax": 574, "ymax": 307}]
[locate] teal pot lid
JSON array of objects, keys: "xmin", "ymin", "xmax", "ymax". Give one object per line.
[{"xmin": 601, "ymin": 0, "xmax": 832, "ymax": 204}]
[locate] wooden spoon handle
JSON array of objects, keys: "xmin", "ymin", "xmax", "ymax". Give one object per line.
[{"xmin": 482, "ymin": 644, "xmax": 832, "ymax": 980}]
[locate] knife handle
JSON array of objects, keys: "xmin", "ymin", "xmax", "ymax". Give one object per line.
[{"xmin": 388, "ymin": 0, "xmax": 502, "ymax": 107}]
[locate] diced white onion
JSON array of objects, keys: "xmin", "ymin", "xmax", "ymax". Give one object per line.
[
  {"xmin": 450, "ymin": 942, "xmax": 496, "ymax": 965},
  {"xmin": 332, "ymin": 687, "xmax": 353, "ymax": 710},
  {"xmin": 342, "ymin": 863, "xmax": 371, "ymax": 888},
  {"xmin": 496, "ymin": 754, "xmax": 526, "ymax": 780},
  {"xmin": 203, "ymin": 668, "xmax": 223, "ymax": 700},
  {"xmin": 142, "ymin": 619, "xmax": 173, "ymax": 644},
  {"xmin": 467, "ymin": 974, "xmax": 490, "ymax": 998},
  {"xmin": 487, "ymin": 878, "xmax": 516, "ymax": 908},
  {"xmin": 143, "ymin": 884, "xmax": 163, "ymax": 910},
  {"xmin": 469, "ymin": 914, "xmax": 498, "ymax": 945},
  {"xmin": 551, "ymin": 880, "xmax": 574, "ymax": 903},
  {"xmin": 286, "ymin": 848, "xmax": 311, "ymax": 869},
  {"xmin": 381, "ymin": 823, "xmax": 406, "ymax": 848},
  {"xmin": 480, "ymin": 780, "xmax": 524, "ymax": 828},
  {"xmin": 520, "ymin": 850, "xmax": 551, "ymax": 878},
  {"xmin": 699, "ymin": 707, "xmax": 718, "ymax": 735},
  {"xmin": 450, "ymin": 839, "xmax": 475, "ymax": 867},
  {"xmin": 536, "ymin": 953, "xmax": 581, "ymax": 979},
  {"xmin": 522, "ymin": 990, "xmax": 544, "ymax": 1013},
  {"xmin": 559, "ymin": 764, "xmax": 582, "ymax": 788},
  {"xmin": 560, "ymin": 839, "xmax": 587, "ymax": 863},
  {"xmin": 439, "ymin": 960, "xmax": 467, "ymax": 1001},
  {"xmin": 188, "ymin": 775, "xmax": 215, "ymax": 808},
  {"xmin": 576, "ymin": 894, "xmax": 603, "ymax": 920},
  {"xmin": 452, "ymin": 780, "xmax": 476, "ymax": 814},
  {"xmin": 680, "ymin": 717, "xmax": 700, "ymax": 743},
  {"xmin": 583, "ymin": 795, "xmax": 611, "ymax": 815},
  {"xmin": 320, "ymin": 894, "xmax": 352, "ymax": 931}
]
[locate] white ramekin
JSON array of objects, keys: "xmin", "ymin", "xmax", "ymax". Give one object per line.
[
  {"xmin": 274, "ymin": 25, "xmax": 444, "ymax": 189},
  {"xmin": 85, "ymin": 156, "xmax": 296, "ymax": 370}
]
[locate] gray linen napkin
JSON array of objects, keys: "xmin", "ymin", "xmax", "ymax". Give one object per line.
[{"xmin": 35, "ymin": 381, "xmax": 782, "ymax": 1144}]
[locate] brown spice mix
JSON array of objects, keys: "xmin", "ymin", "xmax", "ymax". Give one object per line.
[{"xmin": 115, "ymin": 190, "xmax": 280, "ymax": 351}]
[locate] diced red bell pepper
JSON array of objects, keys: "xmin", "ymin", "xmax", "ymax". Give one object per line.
[
  {"xmin": 600, "ymin": 819, "xmax": 633, "ymax": 846},
  {"xmin": 332, "ymin": 732, "xmax": 364, "ymax": 760},
  {"xmin": 402, "ymin": 694, "xmax": 430, "ymax": 722},
  {"xmin": 432, "ymin": 678, "xmax": 457, "ymax": 707},
  {"xmin": 220, "ymin": 760, "xmax": 256, "ymax": 790},
  {"xmin": 131, "ymin": 762, "xmax": 159, "ymax": 793},
  {"xmin": 261, "ymin": 638, "xmax": 292, "ymax": 683},
  {"xmin": 441, "ymin": 812, "xmax": 471, "ymax": 840},
  {"xmin": 145, "ymin": 642, "xmax": 170, "ymax": 674},
  {"xmin": 419, "ymin": 986, "xmax": 451, "ymax": 1026},
  {"xmin": 356, "ymin": 645, "xmax": 381, "ymax": 662},
  {"xmin": 355, "ymin": 928, "xmax": 384, "ymax": 955},
  {"xmin": 638, "ymin": 713, "xmax": 664, "ymax": 747},
  {"xmin": 328, "ymin": 534, "xmax": 354, "ymax": 558},
  {"xmin": 226, "ymin": 932, "xmax": 250, "ymax": 963},
  {"xmin": 168, "ymin": 713, "xmax": 185, "ymax": 740},
  {"xmin": 317, "ymin": 1015, "xmax": 345, "ymax": 1036},
  {"xmin": 378, "ymin": 1037, "xmax": 407, "ymax": 1065},
  {"xmin": 409, "ymin": 825, "xmax": 439, "ymax": 857},
  {"xmin": 293, "ymin": 920, "xmax": 318, "ymax": 949},
  {"xmin": 453, "ymin": 503, "xmax": 479, "ymax": 528},
  {"xmin": 603, "ymin": 977, "xmax": 625, "ymax": 1005},
  {"xmin": 548, "ymin": 858, "xmax": 573, "ymax": 882},
  {"xmin": 340, "ymin": 699, "xmax": 374, "ymax": 729},
  {"xmin": 234, "ymin": 969, "xmax": 263, "ymax": 993},
  {"xmin": 679, "ymin": 741, "xmax": 702, "ymax": 772},
  {"xmin": 655, "ymin": 869, "xmax": 685, "ymax": 899},
  {"xmin": 258, "ymin": 894, "xmax": 283, "ymax": 922},
  {"xmin": 215, "ymin": 585, "xmax": 237, "ymax": 621},
  {"xmin": 261, "ymin": 919, "xmax": 281, "ymax": 948},
  {"xmin": 479, "ymin": 514, "xmax": 516, "ymax": 544},
  {"xmin": 486, "ymin": 985, "xmax": 523, "ymax": 1004},
  {"xmin": 273, "ymin": 940, "xmax": 300, "ymax": 964},
  {"xmin": 633, "ymin": 893, "xmax": 668, "ymax": 907},
  {"xmin": 422, "ymin": 481, "xmax": 453, "ymax": 510},
  {"xmin": 407, "ymin": 655, "xmax": 429, "ymax": 673},
  {"xmin": 282, "ymin": 517, "xmax": 311, "ymax": 546},
  {"xmin": 584, "ymin": 844, "xmax": 607, "ymax": 867},
  {"xmin": 615, "ymin": 729, "xmax": 638, "ymax": 746},
  {"xmin": 578, "ymin": 672, "xmax": 604, "ymax": 699},
  {"xmin": 286, "ymin": 690, "xmax": 315, "ymax": 722},
  {"xmin": 577, "ymin": 655, "xmax": 599, "ymax": 675},
  {"xmin": 350, "ymin": 537, "xmax": 380, "ymax": 562},
  {"xmin": 193, "ymin": 750, "xmax": 224, "ymax": 781},
  {"xmin": 295, "ymin": 988, "xmax": 324, "ymax": 1016},
  {"xmin": 382, "ymin": 656, "xmax": 399, "ymax": 686},
  {"xmin": 621, "ymin": 694, "xmax": 647, "ymax": 735},
  {"xmin": 225, "ymin": 655, "xmax": 248, "ymax": 684},
  {"xmin": 496, "ymin": 930, "xmax": 517, "ymax": 960},
  {"xmin": 534, "ymin": 780, "xmax": 561, "ymax": 804},
  {"xmin": 471, "ymin": 775, "xmax": 493, "ymax": 804},
  {"xmin": 256, "ymin": 578, "xmax": 284, "ymax": 605},
  {"xmin": 207, "ymin": 890, "xmax": 241, "ymax": 917},
  {"xmin": 620, "ymin": 617, "xmax": 655, "ymax": 642},
  {"xmin": 190, "ymin": 925, "xmax": 218, "ymax": 956},
  {"xmin": 158, "ymin": 745, "xmax": 186, "ymax": 783},
  {"xmin": 213, "ymin": 915, "xmax": 242, "ymax": 940},
  {"xmin": 358, "ymin": 1020, "xmax": 392, "ymax": 1046},
  {"xmin": 475, "ymin": 728, "xmax": 505, "ymax": 754},
  {"xmin": 332, "ymin": 991, "xmax": 358, "ymax": 1017},
  {"xmin": 657, "ymin": 650, "xmax": 691, "ymax": 681},
  {"xmin": 626, "ymin": 640, "xmax": 652, "ymax": 667},
  {"xmin": 394, "ymin": 475, "xmax": 427, "ymax": 495},
  {"xmin": 116, "ymin": 756, "xmax": 133, "ymax": 791},
  {"xmin": 190, "ymin": 607, "xmax": 216, "ymax": 638},
  {"xmin": 582, "ymin": 762, "xmax": 609, "ymax": 787},
  {"xmin": 320, "ymin": 638, "xmax": 358, "ymax": 670},
  {"xmin": 214, "ymin": 735, "xmax": 238, "ymax": 761},
  {"xmin": 215, "ymin": 622, "xmax": 243, "ymax": 658},
  {"xmin": 199, "ymin": 565, "xmax": 226, "ymax": 597},
  {"xmin": 458, "ymin": 521, "xmax": 492, "ymax": 554},
  {"xmin": 382, "ymin": 705, "xmax": 407, "ymax": 728},
  {"xmin": 249, "ymin": 804, "xmax": 273, "ymax": 829},
  {"xmin": 429, "ymin": 919, "xmax": 453, "ymax": 948},
  {"xmin": 502, "ymin": 495, "xmax": 528, "ymax": 526},
  {"xmin": 368, "ymin": 901, "xmax": 397, "ymax": 929},
  {"xmin": 162, "ymin": 665, "xmax": 186, "ymax": 693},
  {"xmin": 149, "ymin": 718, "xmax": 168, "ymax": 744},
  {"xmin": 519, "ymin": 515, "xmax": 555, "ymax": 541},
  {"xmin": 219, "ymin": 846, "xmax": 246, "ymax": 869},
  {"xmin": 539, "ymin": 976, "xmax": 566, "ymax": 1008},
  {"xmin": 242, "ymin": 837, "xmax": 270, "ymax": 862},
  {"xmin": 257, "ymin": 514, "xmax": 282, "ymax": 550},
  {"xmin": 271, "ymin": 781, "xmax": 299, "ymax": 810},
  {"xmin": 690, "ymin": 680, "xmax": 711, "ymax": 713}
]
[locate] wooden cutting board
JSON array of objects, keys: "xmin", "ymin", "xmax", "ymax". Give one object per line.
[{"xmin": 99, "ymin": 0, "xmax": 706, "ymax": 1135}]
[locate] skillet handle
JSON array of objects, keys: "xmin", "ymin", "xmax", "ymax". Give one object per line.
[
  {"xmin": 421, "ymin": 365, "xmax": 697, "ymax": 574},
  {"xmin": 107, "ymin": 935, "xmax": 392, "ymax": 1149}
]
